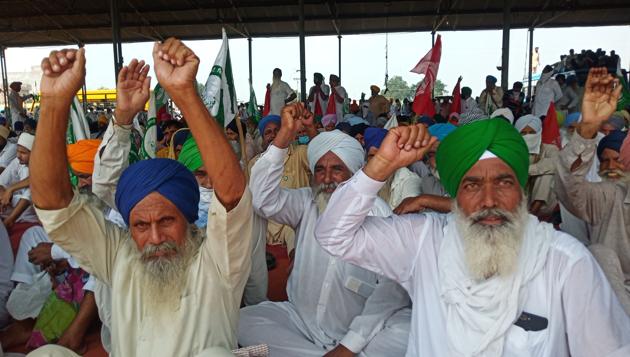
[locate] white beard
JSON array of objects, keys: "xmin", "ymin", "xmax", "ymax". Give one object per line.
[
  {"xmin": 132, "ymin": 226, "xmax": 203, "ymax": 310},
  {"xmin": 312, "ymin": 182, "xmax": 338, "ymax": 214},
  {"xmin": 453, "ymin": 200, "xmax": 529, "ymax": 280}
]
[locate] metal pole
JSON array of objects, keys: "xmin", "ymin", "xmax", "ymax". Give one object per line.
[
  {"xmin": 78, "ymin": 43, "xmax": 88, "ymax": 113},
  {"xmin": 110, "ymin": 0, "xmax": 123, "ymax": 83},
  {"xmin": 299, "ymin": 0, "xmax": 306, "ymax": 102},
  {"xmin": 527, "ymin": 27, "xmax": 534, "ymax": 103},
  {"xmin": 248, "ymin": 37, "xmax": 253, "ymax": 85},
  {"xmin": 501, "ymin": 0, "xmax": 511, "ymax": 90},
  {"xmin": 432, "ymin": 31, "xmax": 435, "ymax": 46},
  {"xmin": 0, "ymin": 47, "xmax": 9, "ymax": 122},
  {"xmin": 338, "ymin": 35, "xmax": 342, "ymax": 79}
]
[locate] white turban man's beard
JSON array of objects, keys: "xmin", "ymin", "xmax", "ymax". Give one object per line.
[
  {"xmin": 133, "ymin": 225, "xmax": 203, "ymax": 310},
  {"xmin": 453, "ymin": 198, "xmax": 529, "ymax": 281},
  {"xmin": 312, "ymin": 182, "xmax": 339, "ymax": 214}
]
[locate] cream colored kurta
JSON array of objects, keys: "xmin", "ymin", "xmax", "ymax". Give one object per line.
[{"xmin": 34, "ymin": 189, "xmax": 253, "ymax": 357}]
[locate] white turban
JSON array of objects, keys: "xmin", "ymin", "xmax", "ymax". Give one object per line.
[
  {"xmin": 307, "ymin": 130, "xmax": 365, "ymax": 174},
  {"xmin": 491, "ymin": 108, "xmax": 515, "ymax": 125},
  {"xmin": 514, "ymin": 115, "xmax": 542, "ymax": 134},
  {"xmin": 17, "ymin": 132, "xmax": 35, "ymax": 151}
]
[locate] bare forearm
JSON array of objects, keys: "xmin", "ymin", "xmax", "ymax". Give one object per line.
[
  {"xmin": 7, "ymin": 199, "xmax": 30, "ymax": 221},
  {"xmin": 7, "ymin": 178, "xmax": 29, "ymax": 193},
  {"xmin": 421, "ymin": 195, "xmax": 452, "ymax": 213},
  {"xmin": 68, "ymin": 291, "xmax": 97, "ymax": 335},
  {"xmin": 170, "ymin": 90, "xmax": 245, "ymax": 209},
  {"xmin": 31, "ymin": 97, "xmax": 73, "ymax": 209}
]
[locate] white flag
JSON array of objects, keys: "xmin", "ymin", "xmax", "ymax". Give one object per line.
[{"xmin": 203, "ymin": 28, "xmax": 237, "ymax": 127}]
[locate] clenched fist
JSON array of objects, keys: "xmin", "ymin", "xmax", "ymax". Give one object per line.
[{"xmin": 40, "ymin": 48, "xmax": 86, "ymax": 104}]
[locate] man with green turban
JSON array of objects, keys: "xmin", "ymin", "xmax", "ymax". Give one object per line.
[
  {"xmin": 178, "ymin": 136, "xmax": 268, "ymax": 305},
  {"xmin": 315, "ymin": 119, "xmax": 630, "ymax": 356}
]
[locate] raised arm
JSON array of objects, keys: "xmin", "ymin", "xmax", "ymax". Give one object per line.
[
  {"xmin": 152, "ymin": 38, "xmax": 244, "ymax": 210},
  {"xmin": 93, "ymin": 59, "xmax": 150, "ymax": 208},
  {"xmin": 31, "ymin": 48, "xmax": 86, "ymax": 209}
]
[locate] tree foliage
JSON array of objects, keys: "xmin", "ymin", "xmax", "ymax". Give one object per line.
[{"xmin": 386, "ymin": 75, "xmax": 448, "ymax": 100}]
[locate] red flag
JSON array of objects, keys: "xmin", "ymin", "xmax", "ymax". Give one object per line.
[
  {"xmin": 262, "ymin": 84, "xmax": 271, "ymax": 116},
  {"xmin": 411, "ymin": 35, "xmax": 442, "ymax": 117},
  {"xmin": 451, "ymin": 76, "xmax": 462, "ymax": 114},
  {"xmin": 542, "ymin": 102, "xmax": 561, "ymax": 149},
  {"xmin": 326, "ymin": 88, "xmax": 337, "ymax": 114}
]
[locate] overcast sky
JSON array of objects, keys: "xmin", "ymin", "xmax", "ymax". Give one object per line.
[{"xmin": 5, "ymin": 25, "xmax": 630, "ymax": 102}]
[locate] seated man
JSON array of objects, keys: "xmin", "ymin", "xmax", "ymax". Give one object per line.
[
  {"xmin": 28, "ymin": 38, "xmax": 252, "ymax": 356},
  {"xmin": 0, "ymin": 132, "xmax": 39, "ymax": 254},
  {"xmin": 240, "ymin": 103, "xmax": 410, "ymax": 356},
  {"xmin": 0, "ymin": 125, "xmax": 17, "ymax": 174},
  {"xmin": 316, "ymin": 115, "xmax": 630, "ymax": 355},
  {"xmin": 556, "ymin": 68, "xmax": 630, "ymax": 314},
  {"xmin": 0, "ymin": 222, "xmax": 11, "ymax": 330},
  {"xmin": 364, "ymin": 127, "xmax": 422, "ymax": 209},
  {"xmin": 514, "ymin": 115, "xmax": 559, "ymax": 219}
]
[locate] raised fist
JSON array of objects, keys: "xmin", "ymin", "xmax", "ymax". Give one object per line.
[
  {"xmin": 152, "ymin": 38, "xmax": 199, "ymax": 95},
  {"xmin": 274, "ymin": 102, "xmax": 314, "ymax": 148},
  {"xmin": 40, "ymin": 48, "xmax": 86, "ymax": 103}
]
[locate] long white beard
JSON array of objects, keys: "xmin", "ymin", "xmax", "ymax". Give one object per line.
[
  {"xmin": 600, "ymin": 169, "xmax": 630, "ymax": 183},
  {"xmin": 312, "ymin": 182, "xmax": 338, "ymax": 214},
  {"xmin": 133, "ymin": 226, "xmax": 203, "ymax": 310},
  {"xmin": 453, "ymin": 200, "xmax": 529, "ymax": 280}
]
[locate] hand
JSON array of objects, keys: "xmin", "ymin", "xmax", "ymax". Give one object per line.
[
  {"xmin": 323, "ymin": 345, "xmax": 355, "ymax": 357},
  {"xmin": 28, "ymin": 242, "xmax": 53, "ymax": 267},
  {"xmin": 580, "ymin": 67, "xmax": 621, "ymax": 138},
  {"xmin": 274, "ymin": 102, "xmax": 313, "ymax": 148},
  {"xmin": 152, "ymin": 38, "xmax": 199, "ymax": 96},
  {"xmin": 0, "ymin": 188, "xmax": 12, "ymax": 209},
  {"xmin": 3, "ymin": 216, "xmax": 15, "ymax": 229},
  {"xmin": 40, "ymin": 48, "xmax": 86, "ymax": 104},
  {"xmin": 364, "ymin": 124, "xmax": 437, "ymax": 182},
  {"xmin": 115, "ymin": 59, "xmax": 151, "ymax": 125},
  {"xmin": 393, "ymin": 196, "xmax": 427, "ymax": 215},
  {"xmin": 57, "ymin": 328, "xmax": 87, "ymax": 355}
]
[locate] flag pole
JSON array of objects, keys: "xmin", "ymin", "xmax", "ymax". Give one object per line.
[{"xmin": 234, "ymin": 114, "xmax": 249, "ymax": 182}]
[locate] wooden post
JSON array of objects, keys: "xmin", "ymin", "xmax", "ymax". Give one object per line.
[{"xmin": 234, "ymin": 115, "xmax": 249, "ymax": 182}]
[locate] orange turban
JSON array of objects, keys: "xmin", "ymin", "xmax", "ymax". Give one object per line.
[{"xmin": 67, "ymin": 139, "xmax": 101, "ymax": 175}]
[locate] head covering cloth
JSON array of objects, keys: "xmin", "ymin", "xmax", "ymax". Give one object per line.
[
  {"xmin": 258, "ymin": 115, "xmax": 281, "ymax": 135},
  {"xmin": 67, "ymin": 139, "xmax": 101, "ymax": 174},
  {"xmin": 364, "ymin": 127, "xmax": 388, "ymax": 151},
  {"xmin": 321, "ymin": 114, "xmax": 337, "ymax": 127},
  {"xmin": 491, "ymin": 108, "xmax": 515, "ymax": 125},
  {"xmin": 307, "ymin": 130, "xmax": 365, "ymax": 174},
  {"xmin": 429, "ymin": 123, "xmax": 457, "ymax": 142},
  {"xmin": 564, "ymin": 112, "xmax": 581, "ymax": 127},
  {"xmin": 514, "ymin": 115, "xmax": 542, "ymax": 134},
  {"xmin": 178, "ymin": 136, "xmax": 203, "ymax": 172},
  {"xmin": 17, "ymin": 132, "xmax": 34, "ymax": 151},
  {"xmin": 597, "ymin": 130, "xmax": 627, "ymax": 160},
  {"xmin": 436, "ymin": 119, "xmax": 529, "ymax": 197},
  {"xmin": 115, "ymin": 159, "xmax": 200, "ymax": 225}
]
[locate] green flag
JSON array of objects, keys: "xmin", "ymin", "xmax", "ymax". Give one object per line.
[
  {"xmin": 247, "ymin": 80, "xmax": 261, "ymax": 124},
  {"xmin": 142, "ymin": 83, "xmax": 169, "ymax": 159},
  {"xmin": 203, "ymin": 28, "xmax": 237, "ymax": 128}
]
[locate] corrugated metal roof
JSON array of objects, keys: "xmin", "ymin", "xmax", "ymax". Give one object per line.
[{"xmin": 0, "ymin": 0, "xmax": 629, "ymax": 47}]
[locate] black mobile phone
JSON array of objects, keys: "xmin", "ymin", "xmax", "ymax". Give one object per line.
[{"xmin": 514, "ymin": 311, "xmax": 548, "ymax": 332}]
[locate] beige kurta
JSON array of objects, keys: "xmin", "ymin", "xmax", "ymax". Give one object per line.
[
  {"xmin": 34, "ymin": 189, "xmax": 253, "ymax": 357},
  {"xmin": 248, "ymin": 144, "xmax": 311, "ymax": 253},
  {"xmin": 528, "ymin": 143, "xmax": 559, "ymax": 216}
]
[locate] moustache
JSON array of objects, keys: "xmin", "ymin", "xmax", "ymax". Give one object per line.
[
  {"xmin": 315, "ymin": 182, "xmax": 339, "ymax": 194},
  {"xmin": 141, "ymin": 241, "xmax": 179, "ymax": 261},
  {"xmin": 600, "ymin": 169, "xmax": 626, "ymax": 179},
  {"xmin": 469, "ymin": 208, "xmax": 512, "ymax": 225}
]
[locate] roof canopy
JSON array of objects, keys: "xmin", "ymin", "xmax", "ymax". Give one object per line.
[{"xmin": 1, "ymin": 0, "xmax": 629, "ymax": 47}]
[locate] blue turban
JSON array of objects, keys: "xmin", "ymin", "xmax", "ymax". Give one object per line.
[
  {"xmin": 564, "ymin": 112, "xmax": 581, "ymax": 127},
  {"xmin": 348, "ymin": 116, "xmax": 369, "ymax": 126},
  {"xmin": 258, "ymin": 115, "xmax": 281, "ymax": 135},
  {"xmin": 429, "ymin": 123, "xmax": 457, "ymax": 142},
  {"xmin": 364, "ymin": 127, "xmax": 388, "ymax": 151},
  {"xmin": 486, "ymin": 75, "xmax": 497, "ymax": 84},
  {"xmin": 336, "ymin": 122, "xmax": 352, "ymax": 134},
  {"xmin": 597, "ymin": 130, "xmax": 627, "ymax": 159},
  {"xmin": 115, "ymin": 159, "xmax": 200, "ymax": 225},
  {"xmin": 418, "ymin": 116, "xmax": 436, "ymax": 127}
]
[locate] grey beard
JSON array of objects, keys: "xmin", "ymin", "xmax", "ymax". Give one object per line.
[
  {"xmin": 134, "ymin": 226, "xmax": 203, "ymax": 310},
  {"xmin": 311, "ymin": 182, "xmax": 337, "ymax": 214},
  {"xmin": 600, "ymin": 169, "xmax": 630, "ymax": 183},
  {"xmin": 453, "ymin": 200, "xmax": 529, "ymax": 281}
]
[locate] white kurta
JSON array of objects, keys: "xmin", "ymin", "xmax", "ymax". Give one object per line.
[
  {"xmin": 0, "ymin": 157, "xmax": 38, "ymax": 223},
  {"xmin": 0, "ymin": 142, "xmax": 17, "ymax": 170},
  {"xmin": 35, "ymin": 189, "xmax": 253, "ymax": 357},
  {"xmin": 241, "ymin": 144, "xmax": 410, "ymax": 355},
  {"xmin": 269, "ymin": 81, "xmax": 295, "ymax": 116},
  {"xmin": 315, "ymin": 170, "xmax": 630, "ymax": 357},
  {"xmin": 0, "ymin": 221, "xmax": 12, "ymax": 328},
  {"xmin": 533, "ymin": 78, "xmax": 563, "ymax": 116}
]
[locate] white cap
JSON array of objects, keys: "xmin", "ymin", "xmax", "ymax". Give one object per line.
[
  {"xmin": 491, "ymin": 108, "xmax": 515, "ymax": 125},
  {"xmin": 478, "ymin": 150, "xmax": 498, "ymax": 161},
  {"xmin": 17, "ymin": 132, "xmax": 34, "ymax": 151}
]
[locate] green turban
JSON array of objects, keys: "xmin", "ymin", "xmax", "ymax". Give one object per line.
[
  {"xmin": 178, "ymin": 136, "xmax": 203, "ymax": 172},
  {"xmin": 436, "ymin": 118, "xmax": 529, "ymax": 197}
]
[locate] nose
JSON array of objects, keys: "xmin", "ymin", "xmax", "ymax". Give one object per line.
[
  {"xmin": 481, "ymin": 183, "xmax": 498, "ymax": 209},
  {"xmin": 148, "ymin": 223, "xmax": 165, "ymax": 246},
  {"xmin": 323, "ymin": 168, "xmax": 332, "ymax": 184}
]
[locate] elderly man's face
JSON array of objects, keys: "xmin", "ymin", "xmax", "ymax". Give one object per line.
[
  {"xmin": 262, "ymin": 122, "xmax": 280, "ymax": 149},
  {"xmin": 313, "ymin": 151, "xmax": 352, "ymax": 193},
  {"xmin": 456, "ymin": 158, "xmax": 522, "ymax": 223},
  {"xmin": 600, "ymin": 123, "xmax": 616, "ymax": 136},
  {"xmin": 599, "ymin": 148, "xmax": 627, "ymax": 181},
  {"xmin": 129, "ymin": 192, "xmax": 189, "ymax": 254},
  {"xmin": 193, "ymin": 166, "xmax": 213, "ymax": 189}
]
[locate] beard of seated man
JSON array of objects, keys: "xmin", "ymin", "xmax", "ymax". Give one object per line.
[
  {"xmin": 453, "ymin": 198, "xmax": 529, "ymax": 281},
  {"xmin": 132, "ymin": 225, "xmax": 203, "ymax": 310}
]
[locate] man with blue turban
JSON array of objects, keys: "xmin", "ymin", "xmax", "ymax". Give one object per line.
[
  {"xmin": 316, "ymin": 109, "xmax": 630, "ymax": 356},
  {"xmin": 29, "ymin": 38, "xmax": 253, "ymax": 356},
  {"xmin": 557, "ymin": 68, "xmax": 630, "ymax": 314},
  {"xmin": 241, "ymin": 102, "xmax": 411, "ymax": 357},
  {"xmin": 364, "ymin": 127, "xmax": 422, "ymax": 209}
]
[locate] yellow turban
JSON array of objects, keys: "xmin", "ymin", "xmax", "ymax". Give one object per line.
[{"xmin": 67, "ymin": 139, "xmax": 102, "ymax": 175}]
